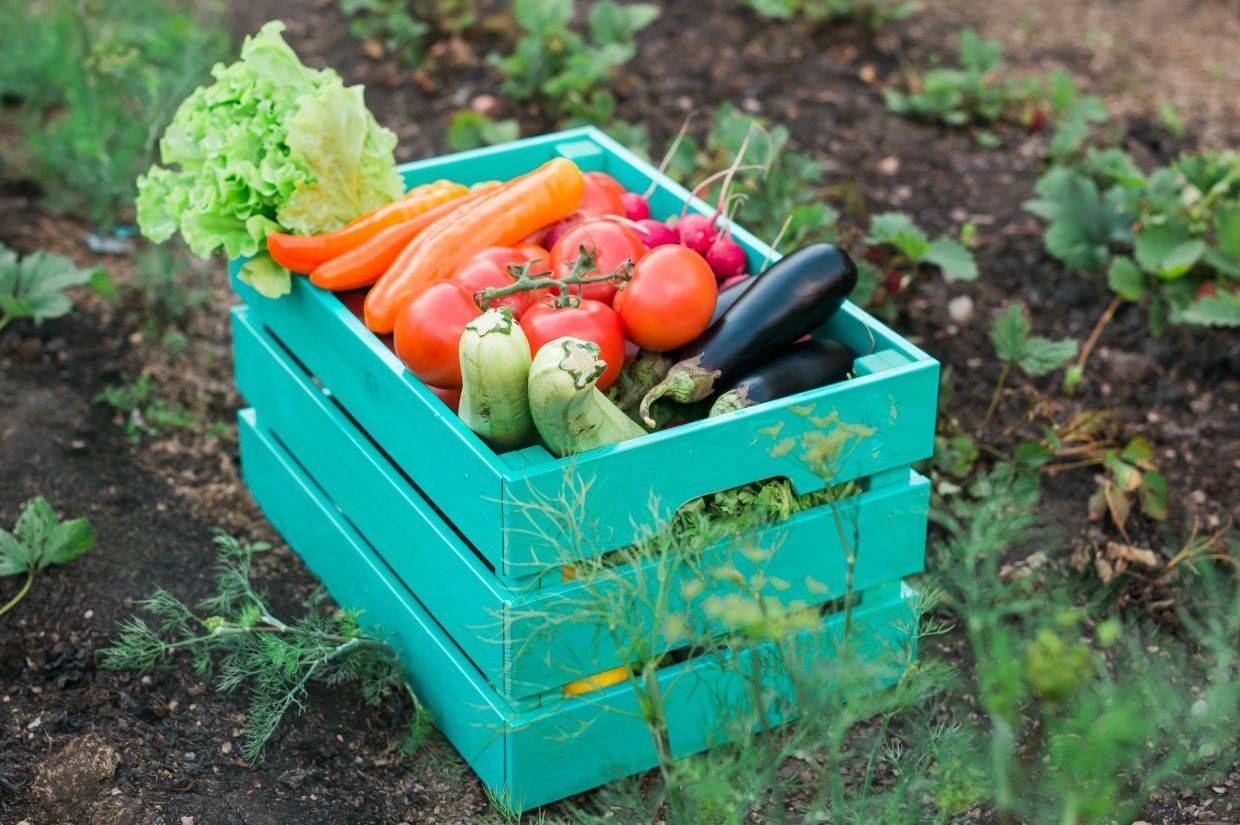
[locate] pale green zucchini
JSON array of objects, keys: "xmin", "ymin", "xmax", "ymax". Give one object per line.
[
  {"xmin": 458, "ymin": 308, "xmax": 537, "ymax": 451},
  {"xmin": 528, "ymin": 336, "xmax": 646, "ymax": 457}
]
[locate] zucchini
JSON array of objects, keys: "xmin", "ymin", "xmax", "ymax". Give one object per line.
[
  {"xmin": 528, "ymin": 336, "xmax": 646, "ymax": 457},
  {"xmin": 458, "ymin": 307, "xmax": 537, "ymax": 451}
]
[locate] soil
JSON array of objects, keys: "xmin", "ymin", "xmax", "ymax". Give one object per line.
[{"xmin": 2, "ymin": 1, "xmax": 1237, "ymax": 823}]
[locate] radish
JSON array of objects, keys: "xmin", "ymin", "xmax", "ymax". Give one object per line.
[
  {"xmin": 719, "ymin": 273, "xmax": 750, "ymax": 291},
  {"xmin": 542, "ymin": 216, "xmax": 580, "ymax": 250},
  {"xmin": 635, "ymin": 219, "xmax": 678, "ymax": 248},
  {"xmin": 706, "ymin": 235, "xmax": 747, "ymax": 280},
  {"xmin": 677, "ymin": 213, "xmax": 716, "ymax": 255},
  {"xmin": 620, "ymin": 192, "xmax": 650, "ymax": 221}
]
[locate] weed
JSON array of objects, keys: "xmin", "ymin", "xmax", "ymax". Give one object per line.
[
  {"xmin": 0, "ymin": 243, "xmax": 114, "ymax": 333},
  {"xmin": 979, "ymin": 302, "xmax": 1078, "ymax": 432},
  {"xmin": 340, "ymin": 0, "xmax": 476, "ymax": 66},
  {"xmin": 101, "ymin": 534, "xmax": 429, "ymax": 761},
  {"xmin": 0, "ymin": 497, "xmax": 94, "ymax": 618},
  {"xmin": 130, "ymin": 242, "xmax": 214, "ymax": 330},
  {"xmin": 1026, "ymin": 148, "xmax": 1240, "ymax": 332},
  {"xmin": 859, "ymin": 212, "xmax": 978, "ymax": 311},
  {"xmin": 0, "ymin": 0, "xmax": 227, "ymax": 227},
  {"xmin": 491, "ymin": 0, "xmax": 660, "ymax": 124},
  {"xmin": 92, "ymin": 374, "xmax": 203, "ymax": 442},
  {"xmin": 741, "ymin": 0, "xmax": 918, "ymax": 29},
  {"xmin": 446, "ymin": 110, "xmax": 521, "ymax": 151}
]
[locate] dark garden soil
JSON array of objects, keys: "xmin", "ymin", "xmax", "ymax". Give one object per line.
[{"xmin": 2, "ymin": 1, "xmax": 1238, "ymax": 823}]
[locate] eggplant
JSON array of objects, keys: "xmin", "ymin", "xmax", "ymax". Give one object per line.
[
  {"xmin": 708, "ymin": 339, "xmax": 856, "ymax": 417},
  {"xmin": 709, "ymin": 275, "xmax": 755, "ymax": 325},
  {"xmin": 638, "ymin": 244, "xmax": 857, "ymax": 427}
]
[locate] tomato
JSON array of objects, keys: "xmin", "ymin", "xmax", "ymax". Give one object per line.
[
  {"xmin": 521, "ymin": 300, "xmax": 626, "ymax": 390},
  {"xmin": 428, "ymin": 385, "xmax": 462, "ymax": 414},
  {"xmin": 548, "ymin": 219, "xmax": 648, "ymax": 305},
  {"xmin": 451, "ymin": 245, "xmax": 552, "ymax": 318},
  {"xmin": 580, "ymin": 172, "xmax": 626, "ymax": 218},
  {"xmin": 614, "ymin": 246, "xmax": 717, "ymax": 352},
  {"xmin": 393, "ymin": 281, "xmax": 481, "ymax": 388},
  {"xmin": 513, "ymin": 243, "xmax": 553, "ymax": 275}
]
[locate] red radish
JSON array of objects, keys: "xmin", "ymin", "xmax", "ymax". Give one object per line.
[
  {"xmin": 635, "ymin": 219, "xmax": 678, "ymax": 248},
  {"xmin": 884, "ymin": 272, "xmax": 904, "ymax": 296},
  {"xmin": 719, "ymin": 273, "xmax": 750, "ymax": 291},
  {"xmin": 542, "ymin": 216, "xmax": 581, "ymax": 250},
  {"xmin": 677, "ymin": 213, "xmax": 716, "ymax": 255},
  {"xmin": 621, "ymin": 192, "xmax": 651, "ymax": 221},
  {"xmin": 705, "ymin": 235, "xmax": 747, "ymax": 281}
]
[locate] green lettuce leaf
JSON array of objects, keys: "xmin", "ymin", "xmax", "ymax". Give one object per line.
[
  {"xmin": 136, "ymin": 20, "xmax": 401, "ymax": 295},
  {"xmin": 276, "ymin": 84, "xmax": 403, "ymax": 235}
]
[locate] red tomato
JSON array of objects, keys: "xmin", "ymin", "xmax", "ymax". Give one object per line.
[
  {"xmin": 521, "ymin": 300, "xmax": 626, "ymax": 390},
  {"xmin": 614, "ymin": 246, "xmax": 717, "ymax": 352},
  {"xmin": 580, "ymin": 172, "xmax": 626, "ymax": 218},
  {"xmin": 513, "ymin": 243, "xmax": 553, "ymax": 276},
  {"xmin": 393, "ymin": 281, "xmax": 481, "ymax": 388},
  {"xmin": 428, "ymin": 385, "xmax": 462, "ymax": 414},
  {"xmin": 548, "ymin": 220, "xmax": 648, "ymax": 305}
]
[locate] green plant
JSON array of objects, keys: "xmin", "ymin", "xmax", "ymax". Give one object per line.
[
  {"xmin": 0, "ymin": 0, "xmax": 227, "ymax": 227},
  {"xmin": 0, "ymin": 243, "xmax": 113, "ymax": 333},
  {"xmin": 930, "ymin": 474, "xmax": 1239, "ymax": 825},
  {"xmin": 130, "ymin": 243, "xmax": 214, "ymax": 330},
  {"xmin": 1087, "ymin": 436, "xmax": 1168, "ymax": 538},
  {"xmin": 858, "ymin": 212, "xmax": 978, "ymax": 309},
  {"xmin": 1044, "ymin": 70, "xmax": 1109, "ymax": 161},
  {"xmin": 884, "ymin": 29, "xmax": 1040, "ymax": 133},
  {"xmin": 1025, "ymin": 148, "xmax": 1240, "ymax": 331},
  {"xmin": 491, "ymin": 0, "xmax": 660, "ymax": 124},
  {"xmin": 980, "ymin": 303, "xmax": 1077, "ymax": 432},
  {"xmin": 0, "ymin": 497, "xmax": 94, "ymax": 618},
  {"xmin": 339, "ymin": 0, "xmax": 477, "ymax": 65},
  {"xmin": 740, "ymin": 0, "xmax": 917, "ymax": 29},
  {"xmin": 92, "ymin": 374, "xmax": 202, "ymax": 442},
  {"xmin": 102, "ymin": 534, "xmax": 427, "ymax": 761},
  {"xmin": 446, "ymin": 110, "xmax": 521, "ymax": 151}
]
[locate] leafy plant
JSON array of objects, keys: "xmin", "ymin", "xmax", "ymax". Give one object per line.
[
  {"xmin": 884, "ymin": 29, "xmax": 1041, "ymax": 133},
  {"xmin": 93, "ymin": 374, "xmax": 203, "ymax": 442},
  {"xmin": 740, "ymin": 0, "xmax": 918, "ymax": 29},
  {"xmin": 1026, "ymin": 148, "xmax": 1240, "ymax": 331},
  {"xmin": 0, "ymin": 0, "xmax": 227, "ymax": 227},
  {"xmin": 1043, "ymin": 70, "xmax": 1109, "ymax": 161},
  {"xmin": 491, "ymin": 0, "xmax": 660, "ymax": 124},
  {"xmin": 446, "ymin": 110, "xmax": 521, "ymax": 151},
  {"xmin": 859, "ymin": 212, "xmax": 978, "ymax": 308},
  {"xmin": 0, "ymin": 243, "xmax": 113, "ymax": 333},
  {"xmin": 1088, "ymin": 436, "xmax": 1168, "ymax": 538},
  {"xmin": 130, "ymin": 243, "xmax": 214, "ymax": 330},
  {"xmin": 339, "ymin": 0, "xmax": 476, "ymax": 65},
  {"xmin": 102, "ymin": 533, "xmax": 427, "ymax": 761},
  {"xmin": 981, "ymin": 303, "xmax": 1078, "ymax": 431},
  {"xmin": 0, "ymin": 497, "xmax": 94, "ymax": 618}
]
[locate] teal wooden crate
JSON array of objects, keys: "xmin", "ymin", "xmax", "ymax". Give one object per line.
[
  {"xmin": 232, "ymin": 303, "xmax": 929, "ymax": 699},
  {"xmin": 237, "ymin": 407, "xmax": 920, "ymax": 810},
  {"xmin": 230, "ymin": 126, "xmax": 939, "ymax": 578}
]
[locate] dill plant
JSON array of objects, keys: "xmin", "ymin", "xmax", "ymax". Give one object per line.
[{"xmin": 102, "ymin": 533, "xmax": 428, "ymax": 761}]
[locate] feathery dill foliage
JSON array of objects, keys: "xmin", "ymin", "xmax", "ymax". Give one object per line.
[
  {"xmin": 929, "ymin": 466, "xmax": 1240, "ymax": 825},
  {"xmin": 102, "ymin": 534, "xmax": 426, "ymax": 761}
]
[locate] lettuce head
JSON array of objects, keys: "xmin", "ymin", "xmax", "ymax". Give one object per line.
[{"xmin": 136, "ymin": 21, "xmax": 402, "ymax": 298}]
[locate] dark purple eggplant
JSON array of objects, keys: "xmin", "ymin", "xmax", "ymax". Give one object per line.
[
  {"xmin": 709, "ymin": 275, "xmax": 755, "ymax": 325},
  {"xmin": 708, "ymin": 339, "xmax": 856, "ymax": 416},
  {"xmin": 638, "ymin": 244, "xmax": 857, "ymax": 426}
]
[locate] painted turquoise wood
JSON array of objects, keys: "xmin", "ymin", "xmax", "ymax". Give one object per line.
[
  {"xmin": 231, "ymin": 127, "xmax": 939, "ymax": 576},
  {"xmin": 239, "ymin": 409, "xmax": 918, "ymax": 810},
  {"xmin": 233, "ymin": 304, "xmax": 929, "ymax": 698}
]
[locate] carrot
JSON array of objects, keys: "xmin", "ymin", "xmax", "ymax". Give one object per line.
[
  {"xmin": 365, "ymin": 158, "xmax": 585, "ymax": 334},
  {"xmin": 267, "ymin": 180, "xmax": 469, "ymax": 273},
  {"xmin": 308, "ymin": 183, "xmax": 500, "ymax": 291}
]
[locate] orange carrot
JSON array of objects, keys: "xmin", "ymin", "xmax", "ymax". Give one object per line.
[
  {"xmin": 267, "ymin": 180, "xmax": 468, "ymax": 273},
  {"xmin": 365, "ymin": 158, "xmax": 585, "ymax": 334},
  {"xmin": 308, "ymin": 183, "xmax": 499, "ymax": 291}
]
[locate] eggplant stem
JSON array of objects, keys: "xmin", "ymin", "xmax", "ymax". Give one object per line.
[{"xmin": 638, "ymin": 357, "xmax": 720, "ymax": 428}]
